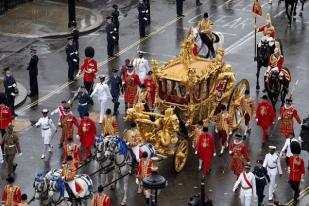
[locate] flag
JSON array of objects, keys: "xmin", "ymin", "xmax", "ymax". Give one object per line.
[{"xmin": 252, "ymin": 0, "xmax": 262, "ymax": 17}]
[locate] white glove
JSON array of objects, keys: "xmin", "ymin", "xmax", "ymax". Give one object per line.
[
  {"xmin": 229, "ymin": 131, "xmax": 232, "ymax": 135},
  {"xmin": 10, "ymin": 92, "xmax": 16, "ymax": 96},
  {"xmin": 287, "ymin": 168, "xmax": 291, "ymax": 174},
  {"xmin": 67, "ymin": 100, "xmax": 72, "ymax": 105},
  {"xmin": 88, "ymin": 69, "xmax": 93, "ymax": 73},
  {"xmin": 278, "ymin": 116, "xmax": 282, "ymax": 120},
  {"xmin": 126, "ymin": 142, "xmax": 130, "ymax": 146},
  {"xmin": 136, "ymin": 178, "xmax": 139, "ymax": 185},
  {"xmin": 12, "ymin": 83, "xmax": 17, "ymax": 87},
  {"xmin": 114, "ymin": 28, "xmax": 117, "ymax": 31},
  {"xmin": 146, "ymin": 10, "xmax": 149, "ymax": 13},
  {"xmin": 76, "ymin": 135, "xmax": 80, "ymax": 140},
  {"xmin": 18, "ymin": 153, "xmax": 22, "ymax": 157},
  {"xmin": 215, "ymin": 128, "xmax": 218, "ymax": 133},
  {"xmin": 301, "ymin": 178, "xmax": 305, "ymax": 182},
  {"xmin": 195, "ymin": 151, "xmax": 197, "ymax": 155},
  {"xmin": 256, "ymin": 118, "xmax": 258, "ymax": 122},
  {"xmin": 213, "ymin": 153, "xmax": 216, "ymax": 157},
  {"xmin": 122, "ymin": 81, "xmax": 125, "ymax": 85},
  {"xmin": 73, "ymin": 59, "xmax": 77, "ymax": 62},
  {"xmin": 143, "ymin": 17, "xmax": 148, "ymax": 21},
  {"xmin": 58, "ymin": 122, "xmax": 61, "ymax": 126},
  {"xmin": 113, "ymin": 36, "xmax": 116, "ymax": 40},
  {"xmin": 229, "ymin": 151, "xmax": 232, "ymax": 154}
]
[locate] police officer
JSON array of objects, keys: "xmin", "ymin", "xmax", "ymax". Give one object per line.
[
  {"xmin": 27, "ymin": 48, "xmax": 39, "ymax": 97},
  {"xmin": 112, "ymin": 4, "xmax": 120, "ymax": 44},
  {"xmin": 176, "ymin": 0, "xmax": 185, "ymax": 17},
  {"xmin": 109, "ymin": 68, "xmax": 122, "ymax": 115},
  {"xmin": 3, "ymin": 67, "xmax": 18, "ymax": 117},
  {"xmin": 144, "ymin": 0, "xmax": 151, "ymax": 24},
  {"xmin": 70, "ymin": 21, "xmax": 80, "ymax": 51},
  {"xmin": 2, "ymin": 124, "xmax": 22, "ymax": 177},
  {"xmin": 137, "ymin": 0, "xmax": 148, "ymax": 38},
  {"xmin": 106, "ymin": 16, "xmax": 116, "ymax": 57},
  {"xmin": 253, "ymin": 160, "xmax": 270, "ymax": 206},
  {"xmin": 65, "ymin": 36, "xmax": 79, "ymax": 81}
]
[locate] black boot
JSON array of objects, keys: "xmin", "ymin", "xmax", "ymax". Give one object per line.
[{"xmin": 146, "ymin": 198, "xmax": 150, "ymax": 206}]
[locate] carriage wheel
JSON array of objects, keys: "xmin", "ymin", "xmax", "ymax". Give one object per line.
[
  {"xmin": 227, "ymin": 79, "xmax": 250, "ymax": 130},
  {"xmin": 173, "ymin": 139, "xmax": 189, "ymax": 173}
]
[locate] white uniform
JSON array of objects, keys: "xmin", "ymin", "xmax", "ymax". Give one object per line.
[
  {"xmin": 35, "ymin": 117, "xmax": 56, "ymax": 144},
  {"xmin": 132, "ymin": 57, "xmax": 150, "ymax": 83},
  {"xmin": 233, "ymin": 172, "xmax": 257, "ymax": 206},
  {"xmin": 263, "ymin": 152, "xmax": 282, "ymax": 201},
  {"xmin": 90, "ymin": 82, "xmax": 112, "ymax": 123}
]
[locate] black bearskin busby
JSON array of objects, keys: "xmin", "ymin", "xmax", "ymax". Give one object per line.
[
  {"xmin": 84, "ymin": 46, "xmax": 95, "ymax": 58},
  {"xmin": 291, "ymin": 141, "xmax": 301, "ymax": 155}
]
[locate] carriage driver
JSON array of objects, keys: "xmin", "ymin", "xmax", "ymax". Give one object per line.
[
  {"xmin": 257, "ymin": 13, "xmax": 275, "ymax": 47},
  {"xmin": 197, "ymin": 12, "xmax": 215, "ymax": 58},
  {"xmin": 61, "ymin": 155, "xmax": 79, "ymax": 198}
]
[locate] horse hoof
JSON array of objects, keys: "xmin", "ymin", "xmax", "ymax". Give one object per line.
[{"xmin": 120, "ymin": 202, "xmax": 127, "ymax": 206}]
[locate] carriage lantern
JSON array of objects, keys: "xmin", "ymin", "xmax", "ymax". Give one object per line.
[{"xmin": 143, "ymin": 157, "xmax": 167, "ymax": 206}]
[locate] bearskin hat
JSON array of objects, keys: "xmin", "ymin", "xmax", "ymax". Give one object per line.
[
  {"xmin": 84, "ymin": 46, "xmax": 95, "ymax": 58},
  {"xmin": 290, "ymin": 141, "xmax": 301, "ymax": 155}
]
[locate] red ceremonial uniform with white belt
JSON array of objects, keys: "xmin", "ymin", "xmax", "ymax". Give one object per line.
[
  {"xmin": 2, "ymin": 185, "xmax": 22, "ymax": 206},
  {"xmin": 93, "ymin": 194, "xmax": 111, "ymax": 206},
  {"xmin": 288, "ymin": 155, "xmax": 305, "ymax": 182},
  {"xmin": 79, "ymin": 58, "xmax": 98, "ymax": 83},
  {"xmin": 0, "ymin": 104, "xmax": 12, "ymax": 129},
  {"xmin": 279, "ymin": 106, "xmax": 301, "ymax": 138},
  {"xmin": 229, "ymin": 141, "xmax": 251, "ymax": 177}
]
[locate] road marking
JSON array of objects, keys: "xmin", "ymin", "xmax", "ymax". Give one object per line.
[
  {"xmin": 138, "ymin": 50, "xmax": 176, "ymax": 58},
  {"xmin": 176, "ymin": 26, "xmax": 237, "ymax": 36},
  {"xmin": 286, "ymin": 185, "xmax": 309, "ymax": 205},
  {"xmin": 274, "ymin": 9, "xmax": 286, "ymax": 18}
]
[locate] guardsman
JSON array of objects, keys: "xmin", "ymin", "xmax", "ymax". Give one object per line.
[
  {"xmin": 134, "ymin": 84, "xmax": 152, "ymax": 110},
  {"xmin": 34, "ymin": 109, "xmax": 57, "ymax": 159},
  {"xmin": 102, "ymin": 109, "xmax": 119, "ymax": 136},
  {"xmin": 132, "ymin": 51, "xmax": 151, "ymax": 83},
  {"xmin": 197, "ymin": 12, "xmax": 215, "ymax": 58},
  {"xmin": 106, "ymin": 16, "xmax": 116, "ymax": 57},
  {"xmin": 19, "ymin": 194, "xmax": 29, "ymax": 206},
  {"xmin": 280, "ymin": 136, "xmax": 301, "ymax": 166},
  {"xmin": 143, "ymin": 71, "xmax": 155, "ymax": 109},
  {"xmin": 279, "ymin": 96, "xmax": 301, "ymax": 139},
  {"xmin": 71, "ymin": 85, "xmax": 92, "ymax": 118},
  {"xmin": 195, "ymin": 127, "xmax": 216, "ymax": 175},
  {"xmin": 263, "ymin": 146, "xmax": 282, "ymax": 204},
  {"xmin": 229, "ymin": 133, "xmax": 251, "ymax": 179},
  {"xmin": 70, "ymin": 21, "xmax": 80, "ymax": 51},
  {"xmin": 136, "ymin": 152, "xmax": 153, "ymax": 205},
  {"xmin": 63, "ymin": 136, "xmax": 82, "ymax": 167},
  {"xmin": 77, "ymin": 46, "xmax": 98, "ymax": 93},
  {"xmin": 112, "ymin": 4, "xmax": 120, "ymax": 44},
  {"xmin": 255, "ymin": 95, "xmax": 275, "ymax": 146},
  {"xmin": 65, "ymin": 37, "xmax": 79, "ymax": 81},
  {"xmin": 109, "ymin": 68, "xmax": 122, "ymax": 115},
  {"xmin": 216, "ymin": 104, "xmax": 233, "ymax": 156},
  {"xmin": 253, "ymin": 160, "xmax": 270, "ymax": 206},
  {"xmin": 123, "ymin": 64, "xmax": 141, "ymax": 110},
  {"xmin": 288, "ymin": 141, "xmax": 305, "ymax": 204},
  {"xmin": 3, "ymin": 67, "xmax": 18, "ymax": 117},
  {"xmin": 232, "ymin": 163, "xmax": 257, "ymax": 206},
  {"xmin": 192, "ymin": 120, "xmax": 203, "ymax": 149},
  {"xmin": 27, "ymin": 47, "xmax": 39, "ymax": 96},
  {"xmin": 2, "ymin": 125, "xmax": 21, "ymax": 177},
  {"xmin": 61, "ymin": 155, "xmax": 78, "ymax": 198},
  {"xmin": 176, "ymin": 0, "xmax": 185, "ymax": 17},
  {"xmin": 257, "ymin": 13, "xmax": 275, "ymax": 40},
  {"xmin": 92, "ymin": 185, "xmax": 111, "ymax": 206},
  {"xmin": 0, "ymin": 93, "xmax": 12, "ymax": 137},
  {"xmin": 2, "ymin": 176, "xmax": 22, "ymax": 206},
  {"xmin": 77, "ymin": 112, "xmax": 96, "ymax": 160},
  {"xmin": 59, "ymin": 105, "xmax": 79, "ymax": 147},
  {"xmin": 124, "ymin": 122, "xmax": 142, "ymax": 169},
  {"xmin": 137, "ymin": 0, "xmax": 148, "ymax": 38},
  {"xmin": 90, "ymin": 75, "xmax": 112, "ymax": 123}
]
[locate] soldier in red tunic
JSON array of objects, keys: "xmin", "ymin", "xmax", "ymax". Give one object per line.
[
  {"xmin": 0, "ymin": 93, "xmax": 12, "ymax": 137},
  {"xmin": 92, "ymin": 185, "xmax": 111, "ymax": 206},
  {"xmin": 77, "ymin": 46, "xmax": 98, "ymax": 93},
  {"xmin": 279, "ymin": 97, "xmax": 301, "ymax": 139},
  {"xmin": 2, "ymin": 176, "xmax": 22, "ymax": 206},
  {"xmin": 123, "ymin": 64, "xmax": 141, "ymax": 110},
  {"xmin": 77, "ymin": 112, "xmax": 96, "ymax": 160},
  {"xmin": 195, "ymin": 127, "xmax": 216, "ymax": 175},
  {"xmin": 136, "ymin": 152, "xmax": 153, "ymax": 204},
  {"xmin": 63, "ymin": 137, "xmax": 82, "ymax": 167},
  {"xmin": 143, "ymin": 71, "xmax": 156, "ymax": 109},
  {"xmin": 288, "ymin": 141, "xmax": 305, "ymax": 204},
  {"xmin": 229, "ymin": 133, "xmax": 251, "ymax": 178},
  {"xmin": 59, "ymin": 105, "xmax": 79, "ymax": 147},
  {"xmin": 255, "ymin": 95, "xmax": 275, "ymax": 146}
]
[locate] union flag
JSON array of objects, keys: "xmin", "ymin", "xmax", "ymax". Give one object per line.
[{"xmin": 252, "ymin": 0, "xmax": 262, "ymax": 17}]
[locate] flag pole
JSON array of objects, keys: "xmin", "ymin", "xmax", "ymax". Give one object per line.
[{"xmin": 254, "ymin": 16, "xmax": 257, "ymax": 61}]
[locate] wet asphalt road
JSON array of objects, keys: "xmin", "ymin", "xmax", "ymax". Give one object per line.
[{"xmin": 0, "ymin": 0, "xmax": 309, "ymax": 205}]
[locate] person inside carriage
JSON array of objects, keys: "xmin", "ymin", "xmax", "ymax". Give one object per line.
[
  {"xmin": 197, "ymin": 12, "xmax": 215, "ymax": 58},
  {"xmin": 257, "ymin": 13, "xmax": 276, "ymax": 47}
]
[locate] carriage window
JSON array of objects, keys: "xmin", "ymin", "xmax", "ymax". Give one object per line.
[{"xmin": 158, "ymin": 80, "xmax": 189, "ymax": 104}]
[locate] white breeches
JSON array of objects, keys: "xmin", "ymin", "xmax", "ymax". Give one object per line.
[
  {"xmin": 268, "ymin": 175, "xmax": 277, "ymax": 200},
  {"xmin": 42, "ymin": 129, "xmax": 52, "ymax": 145}
]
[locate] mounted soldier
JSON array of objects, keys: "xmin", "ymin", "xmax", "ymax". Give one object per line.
[{"xmin": 197, "ymin": 12, "xmax": 215, "ymax": 58}]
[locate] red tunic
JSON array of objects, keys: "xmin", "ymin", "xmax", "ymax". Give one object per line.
[
  {"xmin": 279, "ymin": 106, "xmax": 301, "ymax": 138},
  {"xmin": 268, "ymin": 56, "xmax": 284, "ymax": 71},
  {"xmin": 137, "ymin": 159, "xmax": 153, "ymax": 179},
  {"xmin": 257, "ymin": 25, "xmax": 275, "ymax": 39},
  {"xmin": 195, "ymin": 132, "xmax": 216, "ymax": 175},
  {"xmin": 78, "ymin": 118, "xmax": 96, "ymax": 147},
  {"xmin": 60, "ymin": 114, "xmax": 79, "ymax": 144},
  {"xmin": 79, "ymin": 58, "xmax": 98, "ymax": 83},
  {"xmin": 144, "ymin": 78, "xmax": 156, "ymax": 106},
  {"xmin": 63, "ymin": 143, "xmax": 82, "ymax": 168},
  {"xmin": 256, "ymin": 101, "xmax": 275, "ymax": 129},
  {"xmin": 123, "ymin": 72, "xmax": 141, "ymax": 106},
  {"xmin": 229, "ymin": 142, "xmax": 250, "ymax": 177},
  {"xmin": 2, "ymin": 185, "xmax": 22, "ymax": 206},
  {"xmin": 93, "ymin": 194, "xmax": 111, "ymax": 206},
  {"xmin": 0, "ymin": 104, "xmax": 12, "ymax": 129},
  {"xmin": 288, "ymin": 155, "xmax": 305, "ymax": 182}
]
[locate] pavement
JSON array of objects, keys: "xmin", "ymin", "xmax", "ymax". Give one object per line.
[
  {"xmin": 0, "ymin": 0, "xmax": 103, "ymax": 38},
  {"xmin": 0, "ymin": 78, "xmax": 28, "ymax": 107},
  {"xmin": 0, "ymin": 0, "xmax": 309, "ymax": 205}
]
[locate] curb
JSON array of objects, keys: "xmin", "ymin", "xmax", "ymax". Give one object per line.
[
  {"xmin": 0, "ymin": 1, "xmax": 104, "ymax": 39},
  {"xmin": 15, "ymin": 82, "xmax": 27, "ymax": 108}
]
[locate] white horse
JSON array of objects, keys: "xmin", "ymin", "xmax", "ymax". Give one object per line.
[
  {"xmin": 48, "ymin": 172, "xmax": 93, "ymax": 206},
  {"xmin": 191, "ymin": 27, "xmax": 224, "ymax": 58},
  {"xmin": 33, "ymin": 171, "xmax": 54, "ymax": 205}
]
